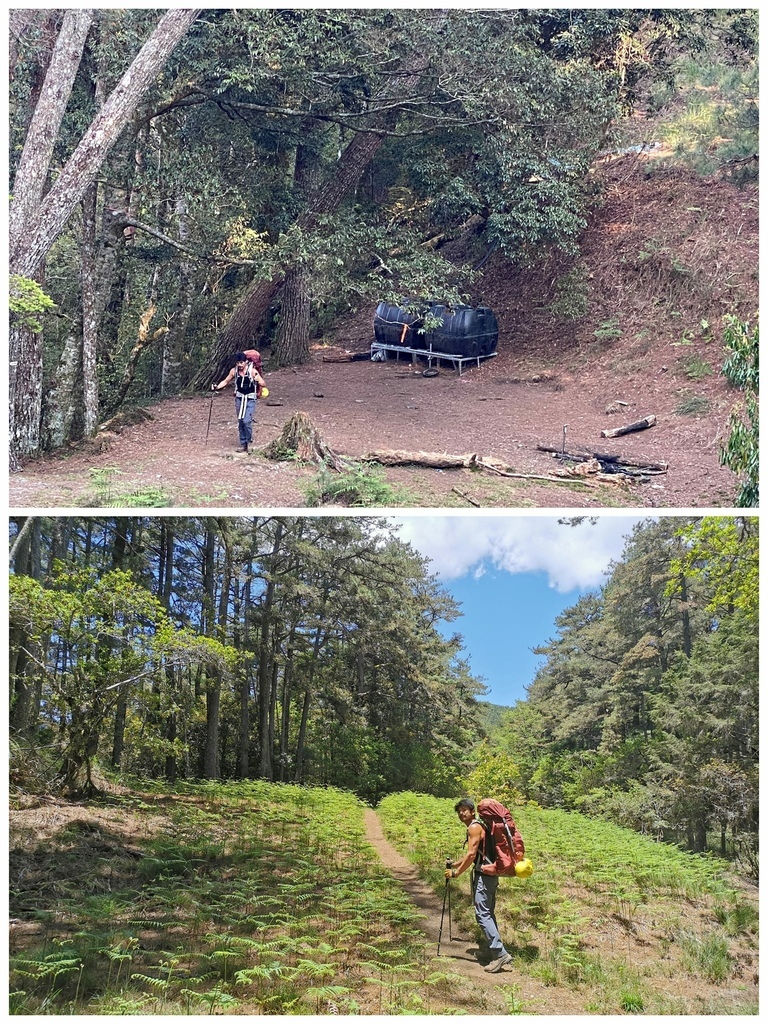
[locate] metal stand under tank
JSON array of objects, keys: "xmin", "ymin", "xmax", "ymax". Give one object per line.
[{"xmin": 369, "ymin": 341, "xmax": 497, "ymax": 375}]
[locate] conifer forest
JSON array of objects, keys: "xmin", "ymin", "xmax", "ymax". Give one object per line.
[{"xmin": 8, "ymin": 515, "xmax": 759, "ymax": 1014}]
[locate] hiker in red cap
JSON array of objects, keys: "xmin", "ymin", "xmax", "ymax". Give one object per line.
[{"xmin": 212, "ymin": 352, "xmax": 266, "ymax": 452}]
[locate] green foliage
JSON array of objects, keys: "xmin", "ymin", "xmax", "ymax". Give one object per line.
[
  {"xmin": 681, "ymin": 353, "xmax": 713, "ymax": 380},
  {"xmin": 675, "ymin": 392, "xmax": 711, "ymax": 416},
  {"xmin": 678, "ymin": 931, "xmax": 733, "ymax": 983},
  {"xmin": 304, "ymin": 463, "xmax": 405, "ymax": 508},
  {"xmin": 376, "ymin": 791, "xmax": 751, "ymax": 1007},
  {"xmin": 593, "ymin": 318, "xmax": 622, "ymax": 343},
  {"xmin": 86, "ymin": 467, "xmax": 172, "ymax": 507},
  {"xmin": 10, "ymin": 516, "xmax": 485, "ymax": 802},
  {"xmin": 464, "ymin": 742, "xmax": 525, "ymax": 807},
  {"xmin": 10, "ymin": 782, "xmax": 474, "ymax": 1015},
  {"xmin": 720, "ymin": 315, "xmax": 758, "ymax": 507},
  {"xmin": 9, "ymin": 274, "xmax": 56, "ymax": 333},
  {"xmin": 510, "ymin": 518, "xmax": 758, "ymax": 867}
]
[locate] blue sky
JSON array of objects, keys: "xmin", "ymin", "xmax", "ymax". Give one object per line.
[{"xmin": 391, "ymin": 514, "xmax": 651, "ymax": 706}]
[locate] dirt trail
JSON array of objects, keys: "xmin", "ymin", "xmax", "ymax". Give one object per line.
[{"xmin": 363, "ymin": 809, "xmax": 582, "ymax": 1013}]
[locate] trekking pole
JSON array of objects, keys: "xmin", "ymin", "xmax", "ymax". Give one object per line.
[
  {"xmin": 437, "ymin": 859, "xmax": 452, "ymax": 954},
  {"xmin": 205, "ymin": 391, "xmax": 215, "ymax": 444}
]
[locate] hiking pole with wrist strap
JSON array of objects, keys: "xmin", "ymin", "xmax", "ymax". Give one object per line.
[{"xmin": 437, "ymin": 859, "xmax": 453, "ymax": 954}]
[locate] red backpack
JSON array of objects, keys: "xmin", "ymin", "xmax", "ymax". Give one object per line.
[
  {"xmin": 243, "ymin": 349, "xmax": 263, "ymax": 373},
  {"xmin": 477, "ymin": 798, "xmax": 525, "ymax": 877}
]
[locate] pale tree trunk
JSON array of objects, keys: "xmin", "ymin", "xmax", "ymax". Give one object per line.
[
  {"xmin": 10, "ymin": 8, "xmax": 200, "ymax": 278},
  {"xmin": 162, "ymin": 196, "xmax": 197, "ymax": 395},
  {"xmin": 42, "ymin": 328, "xmax": 82, "ymax": 450},
  {"xmin": 8, "ymin": 9, "xmax": 94, "ymax": 257},
  {"xmin": 81, "ymin": 183, "xmax": 100, "ymax": 435},
  {"xmin": 9, "ymin": 8, "xmax": 199, "ymax": 466}
]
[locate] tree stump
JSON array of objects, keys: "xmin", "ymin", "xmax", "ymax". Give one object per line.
[{"xmin": 264, "ymin": 411, "xmax": 345, "ymax": 470}]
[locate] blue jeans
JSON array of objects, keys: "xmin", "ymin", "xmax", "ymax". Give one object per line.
[
  {"xmin": 472, "ymin": 872, "xmax": 508, "ymax": 959},
  {"xmin": 235, "ymin": 395, "xmax": 256, "ymax": 446}
]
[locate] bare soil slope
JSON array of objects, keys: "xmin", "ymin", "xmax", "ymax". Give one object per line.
[{"xmin": 11, "ymin": 160, "xmax": 757, "ymax": 510}]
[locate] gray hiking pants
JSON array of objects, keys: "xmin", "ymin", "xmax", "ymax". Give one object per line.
[
  {"xmin": 472, "ymin": 872, "xmax": 508, "ymax": 959},
  {"xmin": 235, "ymin": 394, "xmax": 256, "ymax": 445}
]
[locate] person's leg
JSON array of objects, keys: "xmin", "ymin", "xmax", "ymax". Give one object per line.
[
  {"xmin": 473, "ymin": 874, "xmax": 507, "ymax": 959},
  {"xmin": 235, "ymin": 397, "xmax": 248, "ymax": 448},
  {"xmin": 243, "ymin": 397, "xmax": 255, "ymax": 445}
]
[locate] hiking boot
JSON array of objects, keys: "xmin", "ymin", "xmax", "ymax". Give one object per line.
[
  {"xmin": 483, "ymin": 952, "xmax": 513, "ymax": 973},
  {"xmin": 237, "ymin": 444, "xmax": 248, "ymax": 452}
]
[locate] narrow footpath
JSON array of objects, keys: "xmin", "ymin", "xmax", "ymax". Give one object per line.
[{"xmin": 364, "ymin": 809, "xmax": 476, "ymax": 961}]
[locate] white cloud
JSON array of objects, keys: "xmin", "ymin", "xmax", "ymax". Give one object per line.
[{"xmin": 392, "ymin": 514, "xmax": 650, "ymax": 592}]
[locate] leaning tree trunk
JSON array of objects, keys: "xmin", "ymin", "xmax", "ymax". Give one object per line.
[
  {"xmin": 81, "ymin": 183, "xmax": 100, "ymax": 435},
  {"xmin": 192, "ymin": 22, "xmax": 446, "ymax": 387},
  {"xmin": 8, "ymin": 9, "xmax": 94, "ymax": 259}
]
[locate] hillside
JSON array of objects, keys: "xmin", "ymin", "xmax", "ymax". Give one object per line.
[
  {"xmin": 9, "ymin": 159, "xmax": 757, "ymax": 510},
  {"xmin": 9, "ymin": 783, "xmax": 758, "ymax": 1015}
]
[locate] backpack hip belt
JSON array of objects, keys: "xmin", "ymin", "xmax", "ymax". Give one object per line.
[{"xmin": 235, "ymin": 392, "xmax": 255, "ymax": 420}]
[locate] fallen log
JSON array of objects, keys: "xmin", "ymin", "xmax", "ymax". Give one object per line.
[
  {"xmin": 536, "ymin": 444, "xmax": 668, "ymax": 473},
  {"xmin": 600, "ymin": 414, "xmax": 656, "ymax": 438},
  {"xmin": 361, "ymin": 450, "xmax": 593, "ymax": 485},
  {"xmin": 362, "ymin": 449, "xmax": 477, "ymax": 469}
]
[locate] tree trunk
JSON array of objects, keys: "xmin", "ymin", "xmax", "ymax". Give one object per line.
[
  {"xmin": 201, "ymin": 525, "xmax": 219, "ymax": 778},
  {"xmin": 9, "ymin": 517, "xmax": 43, "ymax": 735},
  {"xmin": 235, "ymin": 553, "xmax": 253, "ymax": 780},
  {"xmin": 9, "ymin": 9, "xmax": 199, "ymax": 466},
  {"xmin": 8, "ymin": 9, "xmax": 94, "ymax": 258},
  {"xmin": 10, "ymin": 321, "xmax": 45, "ymax": 465},
  {"xmin": 271, "ymin": 143, "xmax": 320, "ymax": 367},
  {"xmin": 257, "ymin": 521, "xmax": 284, "ymax": 780},
  {"xmin": 81, "ymin": 175, "xmax": 100, "ymax": 436},
  {"xmin": 43, "ymin": 327, "xmax": 82, "ymax": 450},
  {"xmin": 11, "ymin": 8, "xmax": 200, "ymax": 278},
  {"xmin": 272, "ymin": 265, "xmax": 312, "ymax": 366}
]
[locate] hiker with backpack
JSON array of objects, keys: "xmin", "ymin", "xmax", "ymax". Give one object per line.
[
  {"xmin": 211, "ymin": 351, "xmax": 267, "ymax": 452},
  {"xmin": 445, "ymin": 797, "xmax": 528, "ymax": 973}
]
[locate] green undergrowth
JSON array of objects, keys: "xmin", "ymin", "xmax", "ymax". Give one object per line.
[
  {"xmin": 377, "ymin": 793, "xmax": 758, "ymax": 1015},
  {"xmin": 8, "ymin": 781, "xmax": 469, "ymax": 1015}
]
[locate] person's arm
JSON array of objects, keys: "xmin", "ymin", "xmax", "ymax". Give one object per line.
[
  {"xmin": 248, "ymin": 364, "xmax": 266, "ymax": 386},
  {"xmin": 446, "ymin": 821, "xmax": 483, "ymax": 879},
  {"xmin": 212, "ymin": 368, "xmax": 235, "ymax": 391}
]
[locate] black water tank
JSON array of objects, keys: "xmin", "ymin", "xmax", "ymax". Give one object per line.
[
  {"xmin": 373, "ymin": 301, "xmax": 423, "ymax": 346},
  {"xmin": 425, "ymin": 304, "xmax": 498, "ymax": 357}
]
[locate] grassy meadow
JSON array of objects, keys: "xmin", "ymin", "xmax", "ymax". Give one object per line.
[
  {"xmin": 9, "ymin": 782, "xmax": 758, "ymax": 1015},
  {"xmin": 377, "ymin": 792, "xmax": 759, "ymax": 1014}
]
